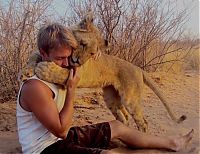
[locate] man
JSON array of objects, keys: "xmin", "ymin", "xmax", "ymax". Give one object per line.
[{"xmin": 17, "ymin": 23, "xmax": 193, "ymax": 154}]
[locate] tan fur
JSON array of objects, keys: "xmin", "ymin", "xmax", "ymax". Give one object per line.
[
  {"xmin": 19, "ymin": 52, "xmax": 41, "ymax": 83},
  {"xmin": 20, "ymin": 13, "xmax": 186, "ymax": 132}
]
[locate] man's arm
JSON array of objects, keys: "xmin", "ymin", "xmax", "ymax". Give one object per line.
[{"xmin": 20, "ymin": 69, "xmax": 79, "ymax": 139}]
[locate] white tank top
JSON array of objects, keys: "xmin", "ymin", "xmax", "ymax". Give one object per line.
[{"xmin": 16, "ymin": 75, "xmax": 67, "ymax": 154}]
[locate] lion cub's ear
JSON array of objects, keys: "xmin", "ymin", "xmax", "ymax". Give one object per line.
[
  {"xmin": 85, "ymin": 11, "xmax": 94, "ymax": 23},
  {"xmin": 79, "ymin": 11, "xmax": 94, "ymax": 32}
]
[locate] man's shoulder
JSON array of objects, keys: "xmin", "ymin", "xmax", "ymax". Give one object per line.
[
  {"xmin": 21, "ymin": 79, "xmax": 52, "ymax": 96},
  {"xmin": 20, "ymin": 79, "xmax": 54, "ymax": 112},
  {"xmin": 23, "ymin": 78, "xmax": 46, "ymax": 88}
]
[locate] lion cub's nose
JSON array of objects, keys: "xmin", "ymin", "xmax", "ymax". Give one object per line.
[{"xmin": 72, "ymin": 56, "xmax": 79, "ymax": 64}]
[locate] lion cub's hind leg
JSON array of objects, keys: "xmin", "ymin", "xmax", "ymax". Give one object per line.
[
  {"xmin": 102, "ymin": 85, "xmax": 131, "ymax": 125},
  {"xmin": 121, "ymin": 87, "xmax": 148, "ymax": 132}
]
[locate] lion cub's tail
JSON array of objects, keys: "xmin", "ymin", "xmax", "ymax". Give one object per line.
[{"xmin": 142, "ymin": 71, "xmax": 186, "ymax": 124}]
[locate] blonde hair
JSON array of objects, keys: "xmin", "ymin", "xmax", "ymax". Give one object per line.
[{"xmin": 37, "ymin": 23, "xmax": 78, "ymax": 53}]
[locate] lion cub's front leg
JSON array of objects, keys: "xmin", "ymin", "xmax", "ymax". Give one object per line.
[
  {"xmin": 19, "ymin": 52, "xmax": 42, "ymax": 82},
  {"xmin": 19, "ymin": 52, "xmax": 69, "ymax": 87},
  {"xmin": 35, "ymin": 62, "xmax": 70, "ymax": 86}
]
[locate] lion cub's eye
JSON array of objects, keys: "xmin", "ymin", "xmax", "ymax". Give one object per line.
[
  {"xmin": 90, "ymin": 53, "xmax": 95, "ymax": 56},
  {"xmin": 80, "ymin": 43, "xmax": 86, "ymax": 47},
  {"xmin": 80, "ymin": 40, "xmax": 87, "ymax": 48}
]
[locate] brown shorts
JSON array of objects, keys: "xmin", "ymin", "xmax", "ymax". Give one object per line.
[{"xmin": 41, "ymin": 122, "xmax": 111, "ymax": 154}]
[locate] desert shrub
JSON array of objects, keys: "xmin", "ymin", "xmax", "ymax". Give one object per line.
[
  {"xmin": 65, "ymin": 0, "xmax": 197, "ymax": 72},
  {"xmin": 0, "ymin": 0, "xmax": 53, "ymax": 102}
]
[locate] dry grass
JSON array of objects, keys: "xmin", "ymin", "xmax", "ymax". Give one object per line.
[
  {"xmin": 157, "ymin": 48, "xmax": 199, "ymax": 73},
  {"xmin": 184, "ymin": 49, "xmax": 200, "ymax": 71}
]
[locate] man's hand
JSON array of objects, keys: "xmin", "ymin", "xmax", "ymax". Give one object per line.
[{"xmin": 66, "ymin": 67, "xmax": 80, "ymax": 93}]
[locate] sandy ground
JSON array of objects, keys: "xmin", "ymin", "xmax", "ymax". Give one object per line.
[{"xmin": 0, "ymin": 71, "xmax": 199, "ymax": 154}]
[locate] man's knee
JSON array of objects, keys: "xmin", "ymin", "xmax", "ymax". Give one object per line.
[{"xmin": 109, "ymin": 120, "xmax": 123, "ymax": 126}]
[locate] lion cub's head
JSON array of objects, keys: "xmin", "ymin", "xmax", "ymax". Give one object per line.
[{"xmin": 69, "ymin": 13, "xmax": 108, "ymax": 67}]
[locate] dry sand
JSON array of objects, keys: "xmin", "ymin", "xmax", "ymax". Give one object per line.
[{"xmin": 0, "ymin": 71, "xmax": 199, "ymax": 154}]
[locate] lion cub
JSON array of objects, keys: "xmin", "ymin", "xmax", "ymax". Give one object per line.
[{"xmin": 20, "ymin": 13, "xmax": 186, "ymax": 132}]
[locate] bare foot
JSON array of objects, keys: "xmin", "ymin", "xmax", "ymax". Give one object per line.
[{"xmin": 171, "ymin": 129, "xmax": 194, "ymax": 152}]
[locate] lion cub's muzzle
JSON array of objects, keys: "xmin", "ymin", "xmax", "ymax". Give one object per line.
[{"xmin": 69, "ymin": 55, "xmax": 81, "ymax": 67}]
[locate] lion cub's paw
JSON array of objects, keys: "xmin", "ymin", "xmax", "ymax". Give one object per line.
[
  {"xmin": 35, "ymin": 61, "xmax": 69, "ymax": 85},
  {"xmin": 18, "ymin": 66, "xmax": 35, "ymax": 83}
]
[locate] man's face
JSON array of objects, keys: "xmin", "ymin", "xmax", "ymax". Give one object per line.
[{"xmin": 42, "ymin": 46, "xmax": 72, "ymax": 68}]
